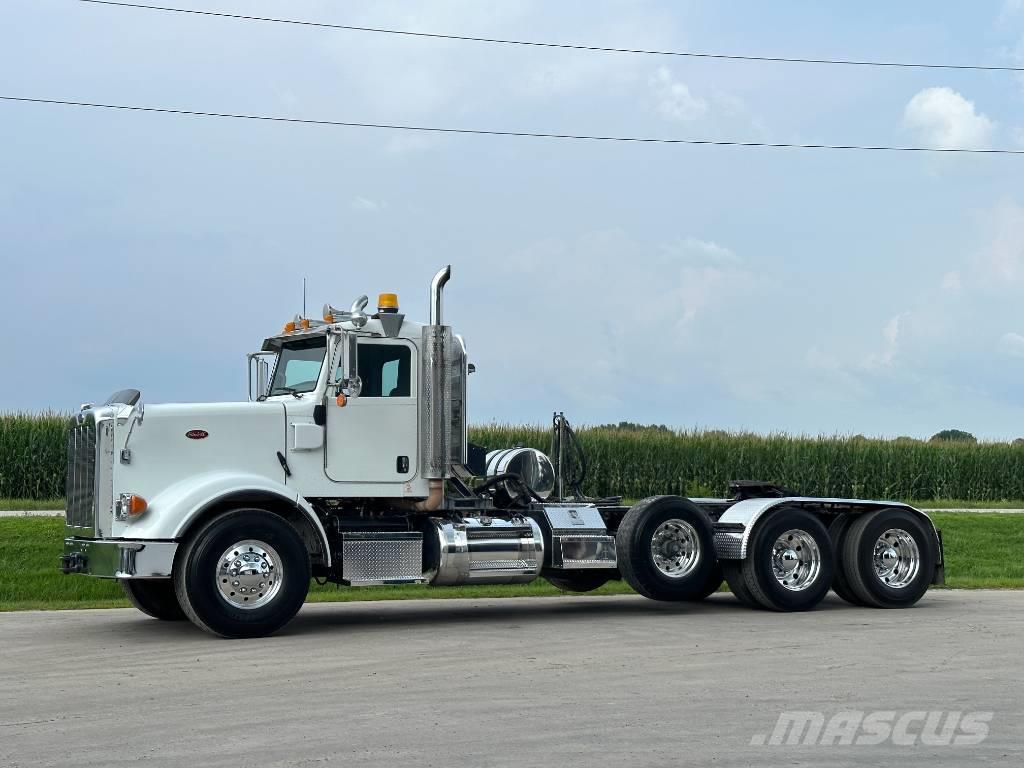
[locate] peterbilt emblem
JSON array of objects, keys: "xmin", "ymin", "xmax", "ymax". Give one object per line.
[
  {"xmin": 185, "ymin": 430, "xmax": 209, "ymax": 440},
  {"xmin": 568, "ymin": 509, "xmax": 584, "ymax": 523}
]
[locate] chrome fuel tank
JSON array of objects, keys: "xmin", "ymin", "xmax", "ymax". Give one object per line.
[{"xmin": 427, "ymin": 517, "xmax": 544, "ymax": 585}]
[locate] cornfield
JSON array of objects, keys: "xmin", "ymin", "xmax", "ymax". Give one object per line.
[{"xmin": 3, "ymin": 412, "xmax": 1024, "ymax": 502}]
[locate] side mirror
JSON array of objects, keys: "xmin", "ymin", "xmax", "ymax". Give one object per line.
[
  {"xmin": 248, "ymin": 352, "xmax": 276, "ymax": 401},
  {"xmin": 329, "ymin": 332, "xmax": 362, "ymax": 399}
]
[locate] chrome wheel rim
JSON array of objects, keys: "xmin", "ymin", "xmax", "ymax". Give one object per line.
[
  {"xmin": 216, "ymin": 540, "xmax": 283, "ymax": 609},
  {"xmin": 873, "ymin": 528, "xmax": 920, "ymax": 589},
  {"xmin": 771, "ymin": 529, "xmax": 822, "ymax": 591},
  {"xmin": 650, "ymin": 519, "xmax": 701, "ymax": 578}
]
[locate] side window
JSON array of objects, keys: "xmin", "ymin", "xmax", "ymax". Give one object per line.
[{"xmin": 354, "ymin": 344, "xmax": 412, "ymax": 397}]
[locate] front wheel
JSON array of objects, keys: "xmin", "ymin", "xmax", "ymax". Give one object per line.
[
  {"xmin": 121, "ymin": 579, "xmax": 186, "ymax": 621},
  {"xmin": 174, "ymin": 509, "xmax": 311, "ymax": 638},
  {"xmin": 615, "ymin": 496, "xmax": 717, "ymax": 601},
  {"xmin": 724, "ymin": 508, "xmax": 834, "ymax": 611}
]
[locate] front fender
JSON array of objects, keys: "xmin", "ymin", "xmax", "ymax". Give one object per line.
[{"xmin": 120, "ymin": 471, "xmax": 331, "ymax": 567}]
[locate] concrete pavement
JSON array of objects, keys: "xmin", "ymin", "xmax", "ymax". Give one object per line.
[{"xmin": 1, "ymin": 590, "xmax": 1021, "ymax": 767}]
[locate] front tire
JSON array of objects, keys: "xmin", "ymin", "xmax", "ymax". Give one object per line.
[
  {"xmin": 841, "ymin": 508, "xmax": 936, "ymax": 608},
  {"xmin": 615, "ymin": 496, "xmax": 717, "ymax": 601},
  {"xmin": 725, "ymin": 508, "xmax": 834, "ymax": 611},
  {"xmin": 174, "ymin": 509, "xmax": 311, "ymax": 638},
  {"xmin": 121, "ymin": 579, "xmax": 186, "ymax": 621}
]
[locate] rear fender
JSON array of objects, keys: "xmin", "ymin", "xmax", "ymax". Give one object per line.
[{"xmin": 714, "ymin": 497, "xmax": 941, "ymax": 571}]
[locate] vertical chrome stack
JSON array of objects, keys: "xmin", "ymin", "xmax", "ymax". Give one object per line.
[{"xmin": 420, "ymin": 265, "xmax": 454, "ymax": 479}]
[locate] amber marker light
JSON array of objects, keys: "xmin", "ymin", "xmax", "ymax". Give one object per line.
[
  {"xmin": 300, "ymin": 318, "xmax": 310, "ymax": 329},
  {"xmin": 284, "ymin": 321, "xmax": 297, "ymax": 333},
  {"xmin": 336, "ymin": 394, "xmax": 347, "ymax": 407},
  {"xmin": 118, "ymin": 493, "xmax": 148, "ymax": 519}
]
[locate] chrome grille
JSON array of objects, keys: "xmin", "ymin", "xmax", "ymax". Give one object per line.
[{"xmin": 65, "ymin": 420, "xmax": 97, "ymax": 532}]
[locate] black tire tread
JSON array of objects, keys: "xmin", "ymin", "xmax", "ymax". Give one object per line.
[
  {"xmin": 121, "ymin": 579, "xmax": 187, "ymax": 621},
  {"xmin": 841, "ymin": 508, "xmax": 934, "ymax": 609},
  {"xmin": 722, "ymin": 561, "xmax": 760, "ymax": 608},
  {"xmin": 736, "ymin": 508, "xmax": 834, "ymax": 612},
  {"xmin": 544, "ymin": 572, "xmax": 611, "ymax": 593},
  {"xmin": 173, "ymin": 508, "xmax": 310, "ymax": 638},
  {"xmin": 687, "ymin": 561, "xmax": 724, "ymax": 602},
  {"xmin": 616, "ymin": 495, "xmax": 716, "ymax": 602},
  {"xmin": 829, "ymin": 516, "xmax": 867, "ymax": 606}
]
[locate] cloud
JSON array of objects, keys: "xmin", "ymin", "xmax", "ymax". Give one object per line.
[
  {"xmin": 863, "ymin": 312, "xmax": 911, "ymax": 369},
  {"xmin": 941, "ymin": 271, "xmax": 962, "ymax": 293},
  {"xmin": 997, "ymin": 332, "xmax": 1024, "ymax": 358},
  {"xmin": 351, "ymin": 196, "xmax": 383, "ymax": 213},
  {"xmin": 975, "ymin": 199, "xmax": 1024, "ymax": 284},
  {"xmin": 651, "ymin": 67, "xmax": 708, "ymax": 123},
  {"xmin": 661, "ymin": 237, "xmax": 741, "ymax": 265},
  {"xmin": 903, "ymin": 87, "xmax": 996, "ymax": 149}
]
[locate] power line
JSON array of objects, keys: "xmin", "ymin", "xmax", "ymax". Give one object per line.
[
  {"xmin": 3, "ymin": 95, "xmax": 1023, "ymax": 155},
  {"xmin": 78, "ymin": 0, "xmax": 1024, "ymax": 73}
]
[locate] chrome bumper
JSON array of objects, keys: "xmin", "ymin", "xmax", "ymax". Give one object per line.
[{"xmin": 61, "ymin": 538, "xmax": 177, "ymax": 579}]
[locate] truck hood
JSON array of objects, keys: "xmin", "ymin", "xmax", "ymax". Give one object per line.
[{"xmin": 113, "ymin": 401, "xmax": 289, "ymax": 520}]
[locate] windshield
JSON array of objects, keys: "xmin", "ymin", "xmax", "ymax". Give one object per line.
[{"xmin": 268, "ymin": 336, "xmax": 327, "ymax": 396}]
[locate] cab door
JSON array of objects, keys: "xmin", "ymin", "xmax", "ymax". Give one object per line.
[{"xmin": 324, "ymin": 338, "xmax": 418, "ymax": 484}]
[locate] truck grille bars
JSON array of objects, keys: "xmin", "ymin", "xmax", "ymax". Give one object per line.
[{"xmin": 65, "ymin": 419, "xmax": 97, "ymax": 532}]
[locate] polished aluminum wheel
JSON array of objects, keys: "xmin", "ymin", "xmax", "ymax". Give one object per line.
[
  {"xmin": 873, "ymin": 528, "xmax": 920, "ymax": 589},
  {"xmin": 216, "ymin": 540, "xmax": 283, "ymax": 609},
  {"xmin": 650, "ymin": 519, "xmax": 701, "ymax": 578},
  {"xmin": 771, "ymin": 529, "xmax": 822, "ymax": 592}
]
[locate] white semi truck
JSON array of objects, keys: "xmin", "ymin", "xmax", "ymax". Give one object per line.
[{"xmin": 61, "ymin": 266, "xmax": 944, "ymax": 637}]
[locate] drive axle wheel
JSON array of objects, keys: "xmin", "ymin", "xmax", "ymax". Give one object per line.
[
  {"xmin": 841, "ymin": 508, "xmax": 936, "ymax": 608},
  {"xmin": 725, "ymin": 508, "xmax": 834, "ymax": 611},
  {"xmin": 828, "ymin": 516, "xmax": 867, "ymax": 606},
  {"xmin": 121, "ymin": 579, "xmax": 186, "ymax": 621},
  {"xmin": 544, "ymin": 571, "xmax": 612, "ymax": 593},
  {"xmin": 174, "ymin": 509, "xmax": 310, "ymax": 638},
  {"xmin": 615, "ymin": 496, "xmax": 717, "ymax": 601}
]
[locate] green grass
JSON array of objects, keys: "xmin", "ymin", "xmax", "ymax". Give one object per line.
[
  {"xmin": 1, "ymin": 514, "xmax": 1020, "ymax": 612},
  {"xmin": 913, "ymin": 499, "xmax": 1024, "ymax": 509},
  {"xmin": 0, "ymin": 498, "xmax": 64, "ymax": 511}
]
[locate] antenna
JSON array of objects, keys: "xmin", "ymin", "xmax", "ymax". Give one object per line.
[{"xmin": 302, "ymin": 277, "xmax": 307, "ymax": 318}]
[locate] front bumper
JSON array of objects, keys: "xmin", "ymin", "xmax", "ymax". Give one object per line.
[{"xmin": 61, "ymin": 538, "xmax": 177, "ymax": 579}]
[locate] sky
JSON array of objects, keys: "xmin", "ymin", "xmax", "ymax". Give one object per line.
[{"xmin": 2, "ymin": 0, "xmax": 1024, "ymax": 439}]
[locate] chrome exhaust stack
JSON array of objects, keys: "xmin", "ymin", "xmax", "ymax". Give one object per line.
[
  {"xmin": 421, "ymin": 265, "xmax": 454, "ymax": 480},
  {"xmin": 429, "ymin": 265, "xmax": 451, "ymax": 326}
]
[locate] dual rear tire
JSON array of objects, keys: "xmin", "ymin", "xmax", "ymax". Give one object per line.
[
  {"xmin": 615, "ymin": 496, "xmax": 722, "ymax": 601},
  {"xmin": 723, "ymin": 508, "xmax": 835, "ymax": 611},
  {"xmin": 723, "ymin": 506, "xmax": 936, "ymax": 611},
  {"xmin": 830, "ymin": 508, "xmax": 936, "ymax": 608}
]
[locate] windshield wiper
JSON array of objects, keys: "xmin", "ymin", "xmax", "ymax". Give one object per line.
[{"xmin": 269, "ymin": 387, "xmax": 304, "ymax": 398}]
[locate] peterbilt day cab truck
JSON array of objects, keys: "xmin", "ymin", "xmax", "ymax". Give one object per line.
[{"xmin": 61, "ymin": 266, "xmax": 944, "ymax": 637}]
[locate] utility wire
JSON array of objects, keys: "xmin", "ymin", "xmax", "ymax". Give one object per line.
[
  {"xmin": 3, "ymin": 95, "xmax": 1023, "ymax": 155},
  {"xmin": 78, "ymin": 0, "xmax": 1024, "ymax": 73}
]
